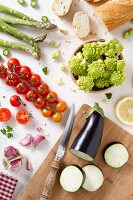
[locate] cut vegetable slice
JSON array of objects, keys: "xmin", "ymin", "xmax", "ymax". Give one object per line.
[
  {"xmin": 60, "ymin": 166, "xmax": 83, "ymax": 192},
  {"xmin": 104, "ymin": 143, "xmax": 129, "ymax": 168},
  {"xmin": 115, "ymin": 96, "xmax": 133, "ymax": 125},
  {"xmin": 82, "ymin": 165, "xmax": 104, "ymax": 192}
]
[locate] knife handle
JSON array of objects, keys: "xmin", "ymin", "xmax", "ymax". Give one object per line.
[{"xmin": 40, "ymin": 160, "xmax": 61, "ymax": 200}]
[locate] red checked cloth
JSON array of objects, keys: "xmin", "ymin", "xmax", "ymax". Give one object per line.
[{"xmin": 0, "ymin": 173, "xmax": 18, "ymax": 200}]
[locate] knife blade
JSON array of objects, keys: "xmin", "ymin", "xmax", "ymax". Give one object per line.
[
  {"xmin": 40, "ymin": 103, "xmax": 75, "ymax": 200},
  {"xmin": 55, "ymin": 103, "xmax": 75, "ymax": 161}
]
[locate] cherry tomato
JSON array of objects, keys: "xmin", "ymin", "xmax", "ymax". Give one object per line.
[
  {"xmin": 16, "ymin": 109, "xmax": 30, "ymax": 125},
  {"xmin": 7, "ymin": 58, "xmax": 20, "ymax": 73},
  {"xmin": 34, "ymin": 97, "xmax": 46, "ymax": 109},
  {"xmin": 25, "ymin": 90, "xmax": 38, "ymax": 102},
  {"xmin": 29, "ymin": 74, "xmax": 41, "ymax": 87},
  {"xmin": 42, "ymin": 106, "xmax": 53, "ymax": 117},
  {"xmin": 0, "ymin": 65, "xmax": 7, "ymax": 79},
  {"xmin": 0, "ymin": 108, "xmax": 12, "ymax": 122},
  {"xmin": 46, "ymin": 92, "xmax": 58, "ymax": 104},
  {"xmin": 18, "ymin": 66, "xmax": 31, "ymax": 80},
  {"xmin": 37, "ymin": 83, "xmax": 49, "ymax": 97},
  {"xmin": 52, "ymin": 112, "xmax": 62, "ymax": 123},
  {"xmin": 16, "ymin": 82, "xmax": 28, "ymax": 94},
  {"xmin": 10, "ymin": 95, "xmax": 21, "ymax": 107},
  {"xmin": 5, "ymin": 74, "xmax": 19, "ymax": 86},
  {"xmin": 56, "ymin": 101, "xmax": 67, "ymax": 112}
]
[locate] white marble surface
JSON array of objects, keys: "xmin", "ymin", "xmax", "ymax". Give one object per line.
[{"xmin": 0, "ymin": 0, "xmax": 133, "ymax": 199}]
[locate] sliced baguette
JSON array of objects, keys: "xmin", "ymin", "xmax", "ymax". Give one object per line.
[
  {"xmin": 52, "ymin": 0, "xmax": 73, "ymax": 17},
  {"xmin": 73, "ymin": 11, "xmax": 90, "ymax": 39}
]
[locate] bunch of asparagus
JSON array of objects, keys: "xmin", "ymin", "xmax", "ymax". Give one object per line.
[{"xmin": 0, "ymin": 4, "xmax": 56, "ymax": 60}]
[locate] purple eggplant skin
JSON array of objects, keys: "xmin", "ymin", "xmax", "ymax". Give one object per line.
[{"xmin": 70, "ymin": 111, "xmax": 104, "ymax": 161}]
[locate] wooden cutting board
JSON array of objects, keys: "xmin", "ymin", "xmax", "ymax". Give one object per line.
[{"xmin": 18, "ymin": 104, "xmax": 133, "ymax": 200}]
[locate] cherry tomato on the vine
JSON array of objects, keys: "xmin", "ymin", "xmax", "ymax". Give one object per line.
[
  {"xmin": 18, "ymin": 66, "xmax": 31, "ymax": 80},
  {"xmin": 7, "ymin": 58, "xmax": 20, "ymax": 73},
  {"xmin": 6, "ymin": 74, "xmax": 19, "ymax": 86},
  {"xmin": 42, "ymin": 106, "xmax": 53, "ymax": 117},
  {"xmin": 52, "ymin": 112, "xmax": 62, "ymax": 123},
  {"xmin": 25, "ymin": 90, "xmax": 38, "ymax": 102},
  {"xmin": 34, "ymin": 97, "xmax": 46, "ymax": 109},
  {"xmin": 10, "ymin": 95, "xmax": 21, "ymax": 107},
  {"xmin": 56, "ymin": 101, "xmax": 67, "ymax": 112},
  {"xmin": 16, "ymin": 109, "xmax": 30, "ymax": 125},
  {"xmin": 37, "ymin": 83, "xmax": 49, "ymax": 97},
  {"xmin": 29, "ymin": 74, "xmax": 41, "ymax": 87},
  {"xmin": 0, "ymin": 108, "xmax": 12, "ymax": 122},
  {"xmin": 16, "ymin": 82, "xmax": 28, "ymax": 94},
  {"xmin": 46, "ymin": 92, "xmax": 58, "ymax": 104},
  {"xmin": 0, "ymin": 65, "xmax": 7, "ymax": 79}
]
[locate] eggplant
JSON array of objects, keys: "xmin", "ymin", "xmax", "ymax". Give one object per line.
[{"xmin": 70, "ymin": 103, "xmax": 104, "ymax": 161}]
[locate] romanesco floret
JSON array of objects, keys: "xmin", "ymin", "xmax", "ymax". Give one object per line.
[
  {"xmin": 110, "ymin": 71, "xmax": 125, "ymax": 86},
  {"xmin": 77, "ymin": 76, "xmax": 94, "ymax": 91},
  {"xmin": 95, "ymin": 78, "xmax": 110, "ymax": 88},
  {"xmin": 116, "ymin": 60, "xmax": 126, "ymax": 72},
  {"xmin": 68, "ymin": 52, "xmax": 87, "ymax": 76},
  {"xmin": 101, "ymin": 38, "xmax": 123, "ymax": 57},
  {"xmin": 102, "ymin": 70, "xmax": 111, "ymax": 79},
  {"xmin": 104, "ymin": 58, "xmax": 117, "ymax": 71},
  {"xmin": 88, "ymin": 59, "xmax": 105, "ymax": 79},
  {"xmin": 82, "ymin": 42, "xmax": 103, "ymax": 63}
]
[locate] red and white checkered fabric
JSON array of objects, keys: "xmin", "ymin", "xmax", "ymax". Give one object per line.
[{"xmin": 0, "ymin": 173, "xmax": 17, "ymax": 200}]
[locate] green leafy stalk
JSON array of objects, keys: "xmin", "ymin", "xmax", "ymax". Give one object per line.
[
  {"xmin": 0, "ymin": 39, "xmax": 40, "ymax": 60},
  {"xmin": 0, "ymin": 15, "xmax": 56, "ymax": 30},
  {"xmin": 91, "ymin": 102, "xmax": 104, "ymax": 117}
]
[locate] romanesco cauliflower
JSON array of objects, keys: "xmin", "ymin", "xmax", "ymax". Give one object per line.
[
  {"xmin": 110, "ymin": 71, "xmax": 125, "ymax": 86},
  {"xmin": 117, "ymin": 60, "xmax": 126, "ymax": 72},
  {"xmin": 95, "ymin": 77, "xmax": 110, "ymax": 88},
  {"xmin": 88, "ymin": 59, "xmax": 105, "ymax": 79},
  {"xmin": 77, "ymin": 76, "xmax": 94, "ymax": 91},
  {"xmin": 104, "ymin": 58, "xmax": 117, "ymax": 71},
  {"xmin": 82, "ymin": 42, "xmax": 103, "ymax": 63},
  {"xmin": 68, "ymin": 52, "xmax": 87, "ymax": 76}
]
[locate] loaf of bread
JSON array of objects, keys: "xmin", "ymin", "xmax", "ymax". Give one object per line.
[{"xmin": 94, "ymin": 0, "xmax": 133, "ymax": 31}]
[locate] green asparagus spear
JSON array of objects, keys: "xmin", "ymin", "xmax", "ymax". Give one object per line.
[
  {"xmin": 0, "ymin": 3, "xmax": 37, "ymax": 22},
  {"xmin": 0, "ymin": 39, "xmax": 40, "ymax": 60},
  {"xmin": 0, "ymin": 15, "xmax": 56, "ymax": 30}
]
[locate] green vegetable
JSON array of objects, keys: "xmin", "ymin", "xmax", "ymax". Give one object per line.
[
  {"xmin": 110, "ymin": 71, "xmax": 125, "ymax": 86},
  {"xmin": 0, "ymin": 39, "xmax": 39, "ymax": 60},
  {"xmin": 0, "ymin": 126, "xmax": 14, "ymax": 138},
  {"xmin": 31, "ymin": 1, "xmax": 38, "ymax": 8},
  {"xmin": 60, "ymin": 64, "xmax": 67, "ymax": 72},
  {"xmin": 77, "ymin": 76, "xmax": 94, "ymax": 91},
  {"xmin": 95, "ymin": 77, "xmax": 110, "ymax": 88},
  {"xmin": 68, "ymin": 52, "xmax": 87, "ymax": 76},
  {"xmin": 3, "ymin": 49, "xmax": 9, "ymax": 56},
  {"xmin": 51, "ymin": 50, "xmax": 60, "ymax": 59},
  {"xmin": 123, "ymin": 28, "xmax": 133, "ymax": 39},
  {"xmin": 42, "ymin": 67, "xmax": 48, "ymax": 75},
  {"xmin": 91, "ymin": 102, "xmax": 104, "ymax": 118},
  {"xmin": 88, "ymin": 60, "xmax": 105, "ymax": 79},
  {"xmin": 42, "ymin": 16, "xmax": 48, "ymax": 22},
  {"xmin": 105, "ymin": 93, "xmax": 113, "ymax": 100},
  {"xmin": 49, "ymin": 39, "xmax": 60, "ymax": 48},
  {"xmin": 0, "ymin": 16, "xmax": 54, "ymax": 30},
  {"xmin": 17, "ymin": 0, "xmax": 25, "ymax": 5},
  {"xmin": 82, "ymin": 42, "xmax": 102, "ymax": 63}
]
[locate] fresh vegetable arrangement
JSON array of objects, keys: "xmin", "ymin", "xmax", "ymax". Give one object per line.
[
  {"xmin": 0, "ymin": 4, "xmax": 56, "ymax": 59},
  {"xmin": 0, "ymin": 58, "xmax": 67, "ymax": 123},
  {"xmin": 68, "ymin": 38, "xmax": 126, "ymax": 91}
]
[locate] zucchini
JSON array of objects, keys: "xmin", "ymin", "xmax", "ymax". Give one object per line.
[
  {"xmin": 82, "ymin": 165, "xmax": 104, "ymax": 192},
  {"xmin": 60, "ymin": 165, "xmax": 84, "ymax": 192},
  {"xmin": 104, "ymin": 143, "xmax": 129, "ymax": 168}
]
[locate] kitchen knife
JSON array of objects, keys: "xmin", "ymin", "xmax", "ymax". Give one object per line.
[{"xmin": 40, "ymin": 104, "xmax": 75, "ymax": 200}]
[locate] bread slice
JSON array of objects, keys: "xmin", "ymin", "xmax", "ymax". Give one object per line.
[
  {"xmin": 52, "ymin": 0, "xmax": 73, "ymax": 17},
  {"xmin": 73, "ymin": 11, "xmax": 90, "ymax": 39}
]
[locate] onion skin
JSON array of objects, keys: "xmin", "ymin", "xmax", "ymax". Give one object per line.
[
  {"xmin": 19, "ymin": 134, "xmax": 33, "ymax": 146},
  {"xmin": 32, "ymin": 134, "xmax": 45, "ymax": 147}
]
